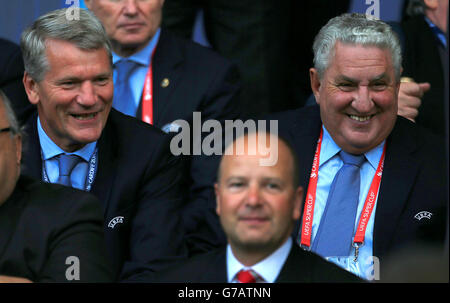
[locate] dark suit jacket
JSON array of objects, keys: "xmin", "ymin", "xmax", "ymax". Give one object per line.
[
  {"xmin": 21, "ymin": 109, "xmax": 188, "ymax": 281},
  {"xmin": 135, "ymin": 29, "xmax": 241, "ymax": 255},
  {"xmin": 0, "ymin": 175, "xmax": 113, "ymax": 282},
  {"xmin": 154, "ymin": 240, "xmax": 361, "ymax": 283},
  {"xmin": 269, "ymin": 106, "xmax": 447, "ymax": 274},
  {"xmin": 139, "ymin": 29, "xmax": 241, "ymax": 129},
  {"xmin": 400, "ymin": 16, "xmax": 447, "ymax": 137},
  {"xmin": 162, "ymin": 0, "xmax": 350, "ymax": 117},
  {"xmin": 0, "ymin": 38, "xmax": 35, "ymax": 125}
]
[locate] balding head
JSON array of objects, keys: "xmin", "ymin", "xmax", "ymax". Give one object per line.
[{"xmin": 215, "ymin": 131, "xmax": 303, "ymax": 266}]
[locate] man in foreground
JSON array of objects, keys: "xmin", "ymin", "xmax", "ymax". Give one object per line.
[{"xmin": 155, "ymin": 131, "xmax": 361, "ymax": 282}]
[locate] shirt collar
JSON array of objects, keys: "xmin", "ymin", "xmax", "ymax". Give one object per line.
[
  {"xmin": 37, "ymin": 116, "xmax": 97, "ymax": 162},
  {"xmin": 424, "ymin": 16, "xmax": 447, "ymax": 48},
  {"xmin": 227, "ymin": 237, "xmax": 293, "ymax": 283},
  {"xmin": 321, "ymin": 125, "xmax": 385, "ymax": 170},
  {"xmin": 112, "ymin": 28, "xmax": 161, "ymax": 66}
]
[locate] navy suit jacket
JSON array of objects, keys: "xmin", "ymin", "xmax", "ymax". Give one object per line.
[
  {"xmin": 0, "ymin": 175, "xmax": 113, "ymax": 282},
  {"xmin": 269, "ymin": 106, "xmax": 447, "ymax": 270},
  {"xmin": 134, "ymin": 29, "xmax": 242, "ymax": 255},
  {"xmin": 154, "ymin": 240, "xmax": 361, "ymax": 283},
  {"xmin": 21, "ymin": 109, "xmax": 188, "ymax": 281}
]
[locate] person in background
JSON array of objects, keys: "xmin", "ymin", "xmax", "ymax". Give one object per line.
[{"xmin": 84, "ymin": 0, "xmax": 242, "ymax": 255}]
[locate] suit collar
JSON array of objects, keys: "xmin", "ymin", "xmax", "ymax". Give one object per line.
[
  {"xmin": 287, "ymin": 106, "xmax": 322, "ymax": 238},
  {"xmin": 276, "ymin": 242, "xmax": 313, "ymax": 282},
  {"xmin": 90, "ymin": 110, "xmax": 120, "ymax": 216},
  {"xmin": 112, "ymin": 28, "xmax": 161, "ymax": 67},
  {"xmin": 21, "ymin": 111, "xmax": 117, "ymax": 216},
  {"xmin": 373, "ymin": 117, "xmax": 420, "ymax": 258},
  {"xmin": 22, "ymin": 113, "xmax": 43, "ymax": 180},
  {"xmin": 287, "ymin": 109, "xmax": 420, "ymax": 259},
  {"xmin": 150, "ymin": 29, "xmax": 184, "ymax": 127}
]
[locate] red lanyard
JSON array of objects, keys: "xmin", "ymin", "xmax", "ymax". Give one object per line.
[
  {"xmin": 141, "ymin": 47, "xmax": 157, "ymax": 125},
  {"xmin": 299, "ymin": 128, "xmax": 386, "ymax": 249}
]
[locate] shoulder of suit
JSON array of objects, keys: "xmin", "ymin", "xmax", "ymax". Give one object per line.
[
  {"xmin": 156, "ymin": 248, "xmax": 225, "ymax": 282},
  {"xmin": 0, "ymin": 38, "xmax": 24, "ymax": 80},
  {"xmin": 16, "ymin": 175, "xmax": 102, "ymax": 221},
  {"xmin": 107, "ymin": 109, "xmax": 167, "ymax": 138},
  {"xmin": 162, "ymin": 29, "xmax": 235, "ymax": 69},
  {"xmin": 392, "ymin": 116, "xmax": 444, "ymax": 152}
]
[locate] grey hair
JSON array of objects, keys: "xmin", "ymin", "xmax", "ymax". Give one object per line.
[
  {"xmin": 20, "ymin": 8, "xmax": 112, "ymax": 82},
  {"xmin": 313, "ymin": 13, "xmax": 402, "ymax": 81},
  {"xmin": 0, "ymin": 89, "xmax": 22, "ymax": 137},
  {"xmin": 406, "ymin": 0, "xmax": 426, "ymax": 17}
]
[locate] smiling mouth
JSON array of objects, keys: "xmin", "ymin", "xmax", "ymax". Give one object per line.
[
  {"xmin": 348, "ymin": 114, "xmax": 374, "ymax": 122},
  {"xmin": 71, "ymin": 113, "xmax": 98, "ymax": 120}
]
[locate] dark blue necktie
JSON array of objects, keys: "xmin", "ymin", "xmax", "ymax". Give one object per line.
[
  {"xmin": 56, "ymin": 154, "xmax": 81, "ymax": 187},
  {"xmin": 312, "ymin": 150, "xmax": 365, "ymax": 257},
  {"xmin": 113, "ymin": 59, "xmax": 138, "ymax": 117}
]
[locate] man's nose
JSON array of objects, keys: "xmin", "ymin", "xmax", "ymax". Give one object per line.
[
  {"xmin": 352, "ymin": 85, "xmax": 374, "ymax": 113},
  {"xmin": 245, "ymin": 183, "xmax": 263, "ymax": 207},
  {"xmin": 123, "ymin": 0, "xmax": 139, "ymax": 15},
  {"xmin": 76, "ymin": 82, "xmax": 97, "ymax": 107}
]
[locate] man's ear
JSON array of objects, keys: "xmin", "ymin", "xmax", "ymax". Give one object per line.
[
  {"xmin": 84, "ymin": 0, "xmax": 92, "ymax": 10},
  {"xmin": 310, "ymin": 68, "xmax": 321, "ymax": 105},
  {"xmin": 423, "ymin": 0, "xmax": 438, "ymax": 10},
  {"xmin": 214, "ymin": 183, "xmax": 221, "ymax": 216},
  {"xmin": 15, "ymin": 134, "xmax": 22, "ymax": 167},
  {"xmin": 23, "ymin": 72, "xmax": 40, "ymax": 105},
  {"xmin": 292, "ymin": 186, "xmax": 304, "ymax": 221}
]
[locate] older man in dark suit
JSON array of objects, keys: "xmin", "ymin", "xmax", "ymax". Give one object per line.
[
  {"xmin": 19, "ymin": 8, "xmax": 187, "ymax": 282},
  {"xmin": 0, "ymin": 89, "xmax": 113, "ymax": 283},
  {"xmin": 268, "ymin": 13, "xmax": 447, "ymax": 281}
]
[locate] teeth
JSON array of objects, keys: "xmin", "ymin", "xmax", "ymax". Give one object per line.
[
  {"xmin": 349, "ymin": 115, "xmax": 371, "ymax": 122},
  {"xmin": 72, "ymin": 113, "xmax": 96, "ymax": 120}
]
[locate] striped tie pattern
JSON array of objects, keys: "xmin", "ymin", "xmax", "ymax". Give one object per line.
[{"xmin": 235, "ymin": 269, "xmax": 264, "ymax": 283}]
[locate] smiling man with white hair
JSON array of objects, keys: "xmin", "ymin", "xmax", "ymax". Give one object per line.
[{"xmin": 268, "ymin": 13, "xmax": 447, "ymax": 281}]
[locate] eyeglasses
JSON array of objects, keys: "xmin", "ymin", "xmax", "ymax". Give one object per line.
[{"xmin": 0, "ymin": 127, "xmax": 11, "ymax": 133}]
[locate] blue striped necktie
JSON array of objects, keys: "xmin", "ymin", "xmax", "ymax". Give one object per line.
[
  {"xmin": 312, "ymin": 150, "xmax": 365, "ymax": 257},
  {"xmin": 56, "ymin": 154, "xmax": 81, "ymax": 187},
  {"xmin": 113, "ymin": 59, "xmax": 138, "ymax": 117}
]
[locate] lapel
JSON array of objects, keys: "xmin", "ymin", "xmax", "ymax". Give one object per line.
[
  {"xmin": 21, "ymin": 113, "xmax": 43, "ymax": 180},
  {"xmin": 287, "ymin": 106, "xmax": 323, "ymax": 237},
  {"xmin": 150, "ymin": 30, "xmax": 184, "ymax": 128},
  {"xmin": 373, "ymin": 118, "xmax": 419, "ymax": 258},
  {"xmin": 201, "ymin": 248, "xmax": 228, "ymax": 282},
  {"xmin": 276, "ymin": 244, "xmax": 310, "ymax": 282},
  {"xmin": 90, "ymin": 111, "xmax": 119, "ymax": 216}
]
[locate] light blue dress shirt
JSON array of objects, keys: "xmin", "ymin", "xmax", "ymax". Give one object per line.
[
  {"xmin": 308, "ymin": 126, "xmax": 384, "ymax": 280},
  {"xmin": 37, "ymin": 117, "xmax": 97, "ymax": 191},
  {"xmin": 227, "ymin": 237, "xmax": 292, "ymax": 283},
  {"xmin": 112, "ymin": 28, "xmax": 161, "ymax": 117}
]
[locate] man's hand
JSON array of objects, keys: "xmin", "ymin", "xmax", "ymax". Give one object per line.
[
  {"xmin": 397, "ymin": 79, "xmax": 431, "ymax": 122},
  {"xmin": 0, "ymin": 275, "xmax": 33, "ymax": 283}
]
